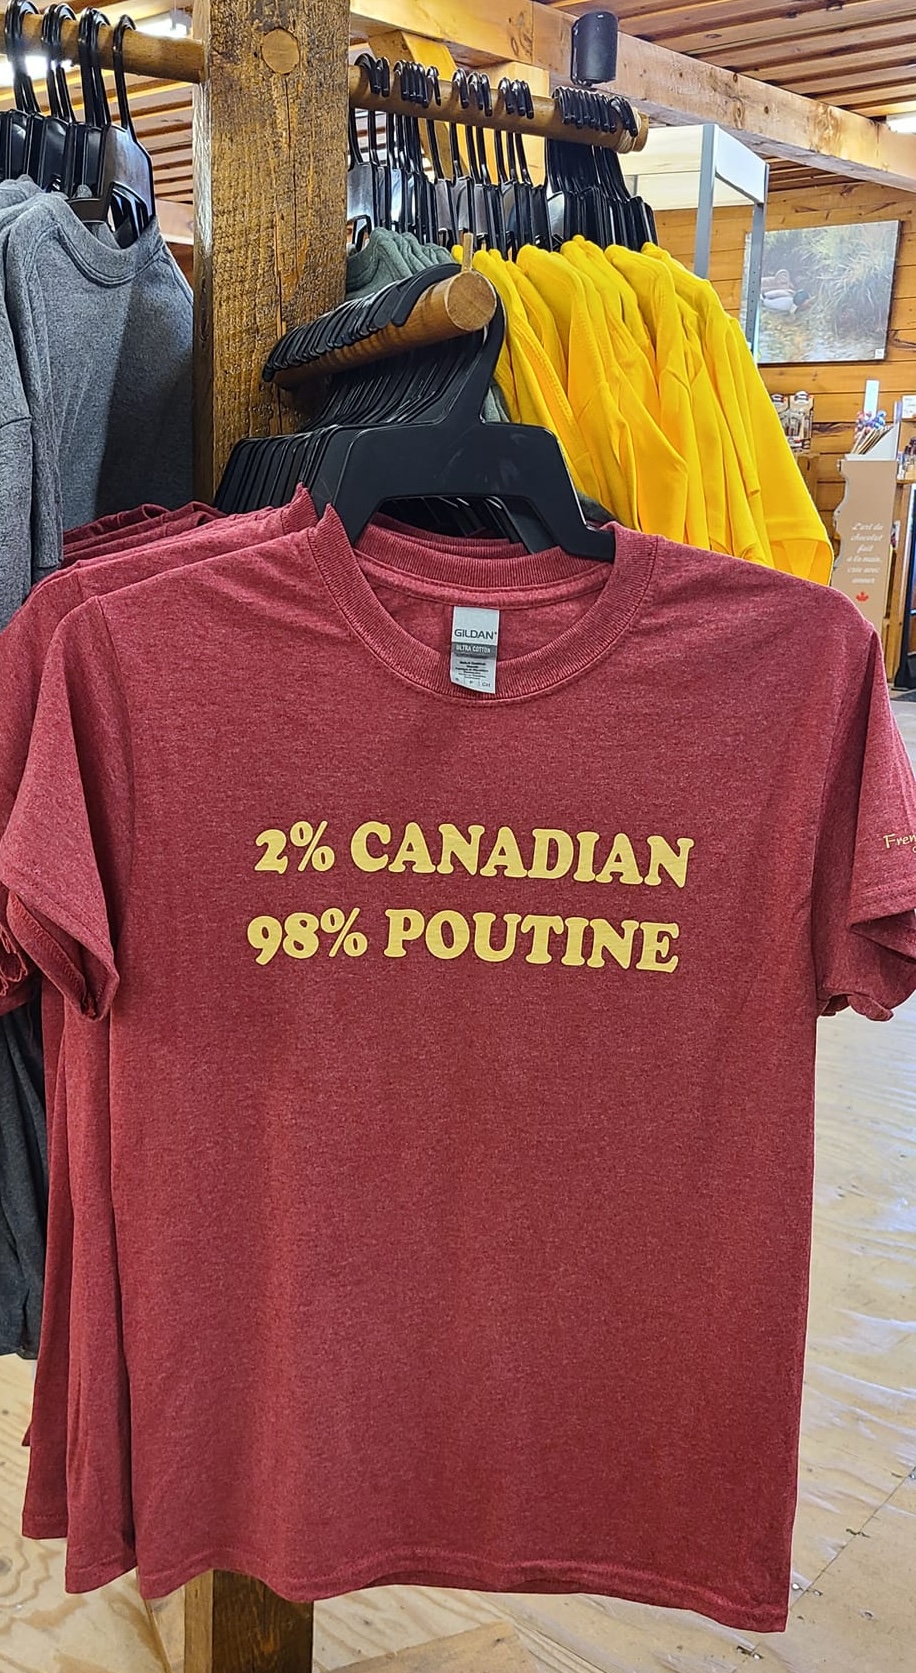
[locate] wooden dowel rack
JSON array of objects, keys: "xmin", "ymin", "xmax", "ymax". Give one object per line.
[
  {"xmin": 348, "ymin": 63, "xmax": 649, "ymax": 153},
  {"xmin": 270, "ymin": 269, "xmax": 497, "ymax": 388},
  {"xmin": 17, "ymin": 9, "xmax": 205, "ymax": 84}
]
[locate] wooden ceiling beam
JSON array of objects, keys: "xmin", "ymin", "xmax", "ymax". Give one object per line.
[
  {"xmin": 859, "ymin": 94, "xmax": 916, "ymax": 117},
  {"xmin": 609, "ymin": 39, "xmax": 916, "ymax": 186},
  {"xmin": 351, "ymin": 0, "xmax": 916, "ymax": 188},
  {"xmin": 762, "ymin": 44, "xmax": 916, "ymax": 88}
]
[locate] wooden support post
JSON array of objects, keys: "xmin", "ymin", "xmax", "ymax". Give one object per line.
[
  {"xmin": 192, "ymin": 0, "xmax": 350, "ymax": 499},
  {"xmin": 184, "ymin": 1571, "xmax": 314, "ymax": 1673},
  {"xmin": 184, "ymin": 0, "xmax": 348, "ymax": 1651}
]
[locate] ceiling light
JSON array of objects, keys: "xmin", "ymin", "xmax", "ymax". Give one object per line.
[
  {"xmin": 887, "ymin": 112, "xmax": 916, "ymax": 133},
  {"xmin": 139, "ymin": 9, "xmax": 191, "ymax": 38},
  {"xmin": 0, "ymin": 53, "xmax": 56, "ymax": 85}
]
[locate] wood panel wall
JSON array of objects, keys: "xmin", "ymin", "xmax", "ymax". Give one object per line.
[{"xmin": 654, "ymin": 181, "xmax": 916, "ymax": 540}]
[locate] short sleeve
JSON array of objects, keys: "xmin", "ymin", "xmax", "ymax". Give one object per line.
[
  {"xmin": 813, "ymin": 628, "xmax": 916, "ymax": 1020},
  {"xmin": 0, "ymin": 598, "xmax": 133, "ymax": 1019},
  {"xmin": 0, "ymin": 573, "xmax": 89, "ymax": 1007}
]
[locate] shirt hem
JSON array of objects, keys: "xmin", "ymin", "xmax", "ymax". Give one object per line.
[{"xmin": 62, "ymin": 1542, "xmax": 788, "ymax": 1633}]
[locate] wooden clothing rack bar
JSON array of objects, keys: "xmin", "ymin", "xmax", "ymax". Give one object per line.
[
  {"xmin": 17, "ymin": 8, "xmax": 205, "ymax": 82},
  {"xmin": 348, "ymin": 62, "xmax": 649, "ymax": 152},
  {"xmin": 268, "ymin": 269, "xmax": 497, "ymax": 387}
]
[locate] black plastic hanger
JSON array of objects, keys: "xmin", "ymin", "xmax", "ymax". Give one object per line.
[
  {"xmin": 2, "ymin": 0, "xmax": 44, "ymax": 183},
  {"xmin": 347, "ymin": 107, "xmax": 374, "ymax": 250},
  {"xmin": 308, "ymin": 302, "xmax": 616, "ymax": 561},
  {"xmin": 38, "ymin": 4, "xmax": 78, "ymax": 192},
  {"xmin": 69, "ymin": 10, "xmax": 155, "ymax": 244},
  {"xmin": 352, "ymin": 54, "xmax": 392, "ymax": 233}
]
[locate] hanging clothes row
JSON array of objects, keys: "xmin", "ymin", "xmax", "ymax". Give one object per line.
[
  {"xmin": 343, "ymin": 60, "xmax": 832, "ymax": 585},
  {"xmin": 1, "ymin": 353, "xmax": 915, "ymax": 1630},
  {"xmin": 0, "ymin": 2, "xmax": 192, "ymax": 631},
  {"xmin": 0, "ymin": 1, "xmax": 192, "ymax": 1360},
  {"xmin": 471, "ymin": 239, "xmax": 832, "ymax": 584}
]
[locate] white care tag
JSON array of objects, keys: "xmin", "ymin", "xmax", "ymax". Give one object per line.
[{"xmin": 450, "ymin": 605, "xmax": 500, "ymax": 694}]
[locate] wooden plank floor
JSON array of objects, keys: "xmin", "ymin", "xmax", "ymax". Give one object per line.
[{"xmin": 1, "ymin": 704, "xmax": 915, "ymax": 1673}]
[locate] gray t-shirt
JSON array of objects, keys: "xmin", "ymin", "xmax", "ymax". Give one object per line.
[
  {"xmin": 0, "ymin": 191, "xmax": 192, "ymax": 1353},
  {"xmin": 0, "ymin": 178, "xmax": 41, "ymax": 630},
  {"xmin": 1, "ymin": 192, "xmax": 193, "ymax": 605}
]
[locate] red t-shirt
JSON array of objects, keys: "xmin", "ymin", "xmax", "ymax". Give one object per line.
[
  {"xmin": 0, "ymin": 489, "xmax": 319, "ymax": 1544},
  {"xmin": 0, "ymin": 499, "xmax": 527, "ymax": 1554},
  {"xmin": 62, "ymin": 504, "xmax": 169, "ymax": 550},
  {"xmin": 2, "ymin": 510, "xmax": 915, "ymax": 1628},
  {"xmin": 60, "ymin": 503, "xmax": 223, "ymax": 566}
]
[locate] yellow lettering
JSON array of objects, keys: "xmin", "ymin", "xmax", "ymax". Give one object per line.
[
  {"xmin": 529, "ymin": 828, "xmax": 575, "ymax": 881},
  {"xmin": 437, "ymin": 823, "xmax": 485, "ymax": 875},
  {"xmin": 521, "ymin": 914, "xmax": 566, "ymax": 964},
  {"xmin": 351, "ymin": 821, "xmax": 391, "ymax": 872},
  {"xmin": 480, "ymin": 826, "xmax": 529, "ymax": 878},
  {"xmin": 384, "ymin": 909, "xmax": 425, "ymax": 958},
  {"xmin": 425, "ymin": 910, "xmax": 470, "ymax": 960},
  {"xmin": 573, "ymin": 831, "xmax": 600, "ymax": 883},
  {"xmin": 587, "ymin": 918, "xmax": 639, "ymax": 969},
  {"xmin": 595, "ymin": 834, "xmax": 643, "ymax": 886},
  {"xmin": 561, "ymin": 916, "xmax": 590, "ymax": 967},
  {"xmin": 389, "ymin": 820, "xmax": 437, "ymax": 874},
  {"xmin": 637, "ymin": 922, "xmax": 680, "ymax": 972},
  {"xmin": 644, "ymin": 836, "xmax": 694, "ymax": 889},
  {"xmin": 473, "ymin": 912, "xmax": 522, "ymax": 963}
]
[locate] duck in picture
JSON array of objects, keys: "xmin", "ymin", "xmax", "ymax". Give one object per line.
[{"xmin": 761, "ymin": 268, "xmax": 813, "ymax": 315}]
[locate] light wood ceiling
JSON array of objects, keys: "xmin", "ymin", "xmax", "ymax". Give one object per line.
[
  {"xmin": 550, "ymin": 0, "xmax": 916, "ymax": 121},
  {"xmin": 2, "ymin": 2, "xmax": 915, "ymax": 218}
]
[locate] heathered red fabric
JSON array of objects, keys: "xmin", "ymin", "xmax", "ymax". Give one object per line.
[
  {"xmin": 62, "ymin": 504, "xmax": 168, "ymax": 550},
  {"xmin": 0, "ymin": 500, "xmax": 525, "ymax": 1555},
  {"xmin": 60, "ymin": 503, "xmax": 223, "ymax": 565},
  {"xmin": 2, "ymin": 510, "xmax": 915, "ymax": 1628},
  {"xmin": 0, "ymin": 491, "xmax": 319, "ymax": 1545}
]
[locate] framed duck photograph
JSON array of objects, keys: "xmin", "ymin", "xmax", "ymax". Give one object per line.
[{"xmin": 748, "ymin": 220, "xmax": 900, "ymax": 365}]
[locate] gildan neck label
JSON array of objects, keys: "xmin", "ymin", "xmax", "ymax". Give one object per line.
[{"xmin": 450, "ymin": 606, "xmax": 500, "ymax": 694}]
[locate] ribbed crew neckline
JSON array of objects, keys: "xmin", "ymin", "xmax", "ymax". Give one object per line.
[{"xmin": 306, "ymin": 507, "xmax": 658, "ymax": 702}]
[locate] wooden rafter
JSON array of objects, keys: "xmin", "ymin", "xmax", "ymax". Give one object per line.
[
  {"xmin": 602, "ymin": 0, "xmax": 916, "ymax": 51},
  {"xmin": 706, "ymin": 19, "xmax": 916, "ymax": 75},
  {"xmin": 352, "ymin": 0, "xmax": 916, "ymax": 189},
  {"xmin": 548, "ymin": 0, "xmax": 916, "ymax": 123}
]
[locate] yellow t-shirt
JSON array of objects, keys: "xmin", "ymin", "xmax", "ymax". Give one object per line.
[
  {"xmin": 518, "ymin": 245, "xmax": 689, "ymax": 539},
  {"xmin": 641, "ymin": 245, "xmax": 771, "ymax": 565},
  {"xmin": 506, "ymin": 261, "xmax": 569, "ymax": 384},
  {"xmin": 470, "ymin": 249, "xmax": 608, "ymax": 511},
  {"xmin": 568, "ymin": 235, "xmax": 656, "ymax": 364},
  {"xmin": 645, "ymin": 246, "xmax": 832, "ymax": 583},
  {"xmin": 604, "ymin": 246, "xmax": 710, "ymax": 551},
  {"xmin": 562, "ymin": 240, "xmax": 660, "ymax": 423},
  {"xmin": 512, "ymin": 246, "xmax": 639, "ymax": 524}
]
